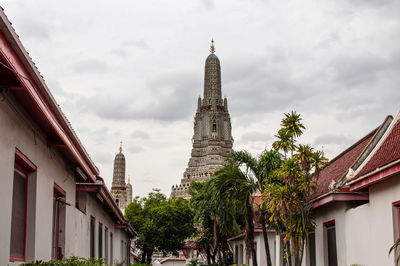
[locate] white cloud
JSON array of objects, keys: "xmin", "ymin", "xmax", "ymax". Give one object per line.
[{"xmin": 1, "ymin": 0, "xmax": 399, "ymax": 197}]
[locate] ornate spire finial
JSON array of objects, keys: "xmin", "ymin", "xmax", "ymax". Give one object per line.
[
  {"xmin": 210, "ymin": 39, "xmax": 215, "ymax": 54},
  {"xmin": 119, "ymin": 141, "xmax": 123, "ymax": 153}
]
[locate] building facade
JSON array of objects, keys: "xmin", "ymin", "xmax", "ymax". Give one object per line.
[
  {"xmin": 305, "ymin": 111, "xmax": 400, "ymax": 266},
  {"xmin": 111, "ymin": 144, "xmax": 133, "ymax": 210},
  {"xmin": 171, "ymin": 41, "xmax": 233, "ymax": 198},
  {"xmin": 0, "ymin": 8, "xmax": 134, "ymax": 265}
]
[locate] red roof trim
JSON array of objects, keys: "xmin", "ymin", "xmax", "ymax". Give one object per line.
[
  {"xmin": 350, "ymin": 162, "xmax": 400, "ymax": 191},
  {"xmin": 0, "ymin": 13, "xmax": 98, "ymax": 182},
  {"xmin": 312, "ymin": 192, "xmax": 369, "ymax": 209},
  {"xmin": 76, "ymin": 184, "xmax": 100, "ymax": 193},
  {"xmin": 76, "ymin": 182, "xmax": 136, "ymax": 238}
]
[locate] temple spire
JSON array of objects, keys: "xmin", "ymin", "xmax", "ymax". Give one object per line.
[
  {"xmin": 119, "ymin": 141, "xmax": 123, "ymax": 153},
  {"xmin": 204, "ymin": 40, "xmax": 222, "ymax": 101},
  {"xmin": 210, "ymin": 39, "xmax": 215, "ymax": 54}
]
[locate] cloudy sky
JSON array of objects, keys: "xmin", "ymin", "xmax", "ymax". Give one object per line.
[{"xmin": 2, "ymin": 0, "xmax": 399, "ymax": 198}]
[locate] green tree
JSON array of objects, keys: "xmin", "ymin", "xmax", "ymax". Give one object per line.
[
  {"xmin": 227, "ymin": 150, "xmax": 282, "ymax": 266},
  {"xmin": 212, "ymin": 165, "xmax": 258, "ymax": 266},
  {"xmin": 125, "ymin": 189, "xmax": 196, "ymax": 264},
  {"xmin": 263, "ymin": 111, "xmax": 327, "ymax": 266},
  {"xmin": 189, "ymin": 180, "xmax": 240, "ymax": 265}
]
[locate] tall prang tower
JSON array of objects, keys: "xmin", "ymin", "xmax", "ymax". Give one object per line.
[
  {"xmin": 171, "ymin": 40, "xmax": 233, "ymax": 198},
  {"xmin": 111, "ymin": 143, "xmax": 133, "ymax": 209}
]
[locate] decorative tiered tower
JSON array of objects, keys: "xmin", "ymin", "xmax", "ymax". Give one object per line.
[
  {"xmin": 111, "ymin": 143, "xmax": 133, "ymax": 209},
  {"xmin": 171, "ymin": 40, "xmax": 233, "ymax": 198}
]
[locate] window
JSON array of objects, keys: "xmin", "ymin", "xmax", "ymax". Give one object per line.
[
  {"xmin": 75, "ymin": 191, "xmax": 87, "ymax": 213},
  {"xmin": 212, "ymin": 123, "xmax": 217, "ymax": 132},
  {"xmin": 392, "ymin": 201, "xmax": 400, "ymax": 262},
  {"xmin": 98, "ymin": 223, "xmax": 103, "ymax": 258},
  {"xmin": 110, "ymin": 232, "xmax": 113, "ymax": 264},
  {"xmin": 121, "ymin": 240, "xmax": 123, "ymax": 261},
  {"xmin": 10, "ymin": 150, "xmax": 36, "ymax": 262},
  {"xmin": 324, "ymin": 220, "xmax": 338, "ymax": 266},
  {"xmin": 10, "ymin": 167, "xmax": 27, "ymax": 261},
  {"xmin": 393, "ymin": 201, "xmax": 400, "ymax": 237},
  {"xmin": 105, "ymin": 227, "xmax": 109, "ymax": 264},
  {"xmin": 235, "ymin": 245, "xmax": 238, "ymax": 264},
  {"xmin": 239, "ymin": 244, "xmax": 244, "ymax": 265},
  {"xmin": 308, "ymin": 231, "xmax": 316, "ymax": 266},
  {"xmin": 90, "ymin": 217, "xmax": 95, "ymax": 258},
  {"xmin": 52, "ymin": 184, "xmax": 66, "ymax": 260}
]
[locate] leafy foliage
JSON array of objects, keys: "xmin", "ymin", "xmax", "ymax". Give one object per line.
[
  {"xmin": 263, "ymin": 111, "xmax": 327, "ymax": 266},
  {"xmin": 21, "ymin": 256, "xmax": 105, "ymax": 266},
  {"xmin": 189, "ymin": 149, "xmax": 281, "ymax": 266},
  {"xmin": 389, "ymin": 237, "xmax": 400, "ymax": 265},
  {"xmin": 188, "ymin": 179, "xmax": 241, "ymax": 265},
  {"xmin": 125, "ymin": 189, "xmax": 196, "ymax": 264}
]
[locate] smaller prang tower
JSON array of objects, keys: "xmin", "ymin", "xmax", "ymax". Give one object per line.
[
  {"xmin": 171, "ymin": 40, "xmax": 233, "ymax": 198},
  {"xmin": 111, "ymin": 143, "xmax": 133, "ymax": 209}
]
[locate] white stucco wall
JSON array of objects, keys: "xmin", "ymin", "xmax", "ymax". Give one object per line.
[
  {"xmin": 231, "ymin": 231, "xmax": 277, "ymax": 266},
  {"xmin": 346, "ymin": 177, "xmax": 399, "ymax": 266},
  {"xmin": 160, "ymin": 260, "xmax": 186, "ymax": 266},
  {"xmin": 74, "ymin": 193, "xmax": 130, "ymax": 265},
  {"xmin": 0, "ymin": 90, "xmax": 131, "ymax": 265}
]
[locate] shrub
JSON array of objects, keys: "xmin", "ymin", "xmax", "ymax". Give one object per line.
[{"xmin": 22, "ymin": 256, "xmax": 105, "ymax": 266}]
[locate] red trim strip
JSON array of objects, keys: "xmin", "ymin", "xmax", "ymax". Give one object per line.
[
  {"xmin": 14, "ymin": 163, "xmax": 28, "ymax": 176},
  {"xmin": 312, "ymin": 193, "xmax": 369, "ymax": 209},
  {"xmin": 76, "ymin": 184, "xmax": 100, "ymax": 193},
  {"xmin": 9, "ymin": 255, "xmax": 25, "ymax": 262},
  {"xmin": 114, "ymin": 224, "xmax": 126, "ymax": 229},
  {"xmin": 15, "ymin": 149, "xmax": 36, "ymax": 172},
  {"xmin": 350, "ymin": 163, "xmax": 400, "ymax": 191},
  {"xmin": 393, "ymin": 201, "xmax": 400, "ymax": 207},
  {"xmin": 54, "ymin": 183, "xmax": 66, "ymax": 197},
  {"xmin": 323, "ymin": 220, "xmax": 335, "ymax": 227}
]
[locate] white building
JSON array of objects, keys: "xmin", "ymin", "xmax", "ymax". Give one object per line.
[
  {"xmin": 228, "ymin": 227, "xmax": 278, "ymax": 266},
  {"xmin": 307, "ymin": 111, "xmax": 400, "ymax": 266},
  {"xmin": 0, "ymin": 8, "xmax": 134, "ymax": 265},
  {"xmin": 229, "ymin": 111, "xmax": 400, "ymax": 266}
]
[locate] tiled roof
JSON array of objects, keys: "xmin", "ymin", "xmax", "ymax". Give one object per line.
[
  {"xmin": 356, "ymin": 118, "xmax": 400, "ymax": 178},
  {"xmin": 311, "ymin": 130, "xmax": 376, "ymax": 199}
]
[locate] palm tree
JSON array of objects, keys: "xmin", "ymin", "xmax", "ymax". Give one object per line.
[
  {"xmin": 189, "ymin": 180, "xmax": 241, "ymax": 265},
  {"xmin": 272, "ymin": 128, "xmax": 293, "ymax": 160},
  {"xmin": 281, "ymin": 111, "xmax": 305, "ymax": 139},
  {"xmin": 279, "ymin": 111, "xmax": 305, "ymax": 157},
  {"xmin": 263, "ymin": 111, "xmax": 327, "ymax": 266},
  {"xmin": 228, "ymin": 150, "xmax": 282, "ymax": 266},
  {"xmin": 213, "ymin": 165, "xmax": 258, "ymax": 266}
]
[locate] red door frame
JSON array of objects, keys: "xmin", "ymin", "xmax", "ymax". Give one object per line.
[
  {"xmin": 9, "ymin": 164, "xmax": 29, "ymax": 262},
  {"xmin": 10, "ymin": 150, "xmax": 36, "ymax": 262}
]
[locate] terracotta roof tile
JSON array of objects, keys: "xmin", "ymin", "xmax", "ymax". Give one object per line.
[
  {"xmin": 356, "ymin": 119, "xmax": 400, "ymax": 178},
  {"xmin": 312, "ymin": 131, "xmax": 375, "ymax": 199}
]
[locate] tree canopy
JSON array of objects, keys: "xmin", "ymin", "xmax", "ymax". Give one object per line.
[{"xmin": 125, "ymin": 189, "xmax": 196, "ymax": 264}]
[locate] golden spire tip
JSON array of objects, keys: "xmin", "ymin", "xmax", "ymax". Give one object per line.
[
  {"xmin": 210, "ymin": 39, "xmax": 215, "ymax": 54},
  {"xmin": 119, "ymin": 141, "xmax": 123, "ymax": 153}
]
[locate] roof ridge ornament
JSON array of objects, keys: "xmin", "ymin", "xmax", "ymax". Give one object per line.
[{"xmin": 210, "ymin": 39, "xmax": 215, "ymax": 54}]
